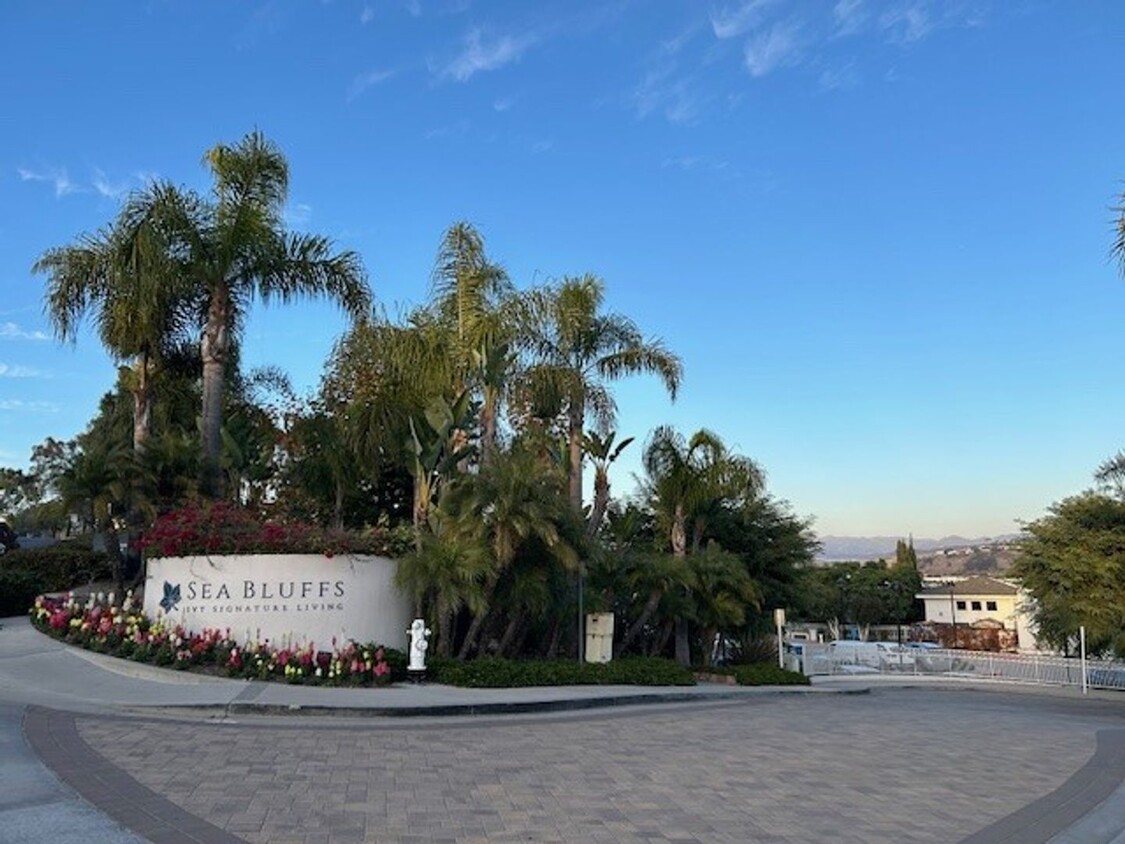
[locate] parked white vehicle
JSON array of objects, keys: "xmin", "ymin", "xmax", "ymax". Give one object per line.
[{"xmin": 829, "ymin": 640, "xmax": 915, "ymax": 670}]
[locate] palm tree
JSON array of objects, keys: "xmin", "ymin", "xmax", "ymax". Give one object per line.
[
  {"xmin": 582, "ymin": 430, "xmax": 634, "ymax": 537},
  {"xmin": 395, "ymin": 533, "xmax": 489, "ymax": 657},
  {"xmin": 440, "ymin": 448, "xmax": 579, "ymax": 659},
  {"xmin": 616, "ymin": 551, "xmax": 691, "ymax": 655},
  {"xmin": 430, "ymin": 222, "xmax": 511, "ymax": 370},
  {"xmin": 326, "ymin": 313, "xmax": 455, "ymax": 496},
  {"xmin": 429, "ymin": 222, "xmax": 514, "ymax": 467},
  {"xmin": 35, "ymin": 182, "xmax": 193, "ymax": 454},
  {"xmin": 643, "ymin": 426, "xmax": 763, "ymax": 557},
  {"xmin": 522, "ymin": 275, "xmax": 681, "ymax": 513},
  {"xmin": 156, "ymin": 130, "xmax": 371, "ymax": 496},
  {"xmin": 688, "ymin": 543, "xmax": 761, "ymax": 667},
  {"xmin": 56, "ymin": 444, "xmax": 131, "ymax": 596},
  {"xmin": 641, "ymin": 425, "xmax": 764, "ymax": 664}
]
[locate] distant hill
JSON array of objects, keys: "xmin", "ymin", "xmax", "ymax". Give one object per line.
[
  {"xmin": 917, "ymin": 541, "xmax": 1022, "ymax": 576},
  {"xmin": 816, "ymin": 534, "xmax": 1020, "ymax": 562}
]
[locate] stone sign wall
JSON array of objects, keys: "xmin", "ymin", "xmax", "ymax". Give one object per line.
[{"xmin": 144, "ymin": 554, "xmax": 411, "ymax": 650}]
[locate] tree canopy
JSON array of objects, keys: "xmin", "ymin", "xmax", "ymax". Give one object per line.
[
  {"xmin": 1013, "ymin": 492, "xmax": 1125, "ymax": 657},
  {"xmin": 14, "ymin": 129, "xmax": 823, "ymax": 666}
]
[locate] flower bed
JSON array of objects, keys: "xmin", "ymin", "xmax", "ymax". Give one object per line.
[{"xmin": 29, "ymin": 593, "xmax": 404, "ymax": 686}]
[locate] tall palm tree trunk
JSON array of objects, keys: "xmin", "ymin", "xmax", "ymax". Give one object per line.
[
  {"xmin": 200, "ymin": 288, "xmax": 231, "ymax": 498},
  {"xmin": 567, "ymin": 399, "xmax": 584, "ymax": 513},
  {"xmin": 618, "ymin": 588, "xmax": 663, "ymax": 654},
  {"xmin": 674, "ymin": 618, "xmax": 691, "ymax": 666},
  {"xmin": 126, "ymin": 354, "xmax": 153, "ymax": 585},
  {"xmin": 651, "ymin": 620, "xmax": 674, "ymax": 656},
  {"xmin": 543, "ymin": 616, "xmax": 562, "ymax": 658},
  {"xmin": 457, "ymin": 575, "xmax": 498, "ymax": 659},
  {"xmin": 131, "ymin": 352, "xmax": 153, "ymax": 454},
  {"xmin": 671, "ymin": 504, "xmax": 687, "ymax": 557},
  {"xmin": 437, "ymin": 601, "xmax": 454, "ymax": 658},
  {"xmin": 497, "ymin": 611, "xmax": 523, "ymax": 657},
  {"xmin": 480, "ymin": 389, "xmax": 498, "ymax": 468},
  {"xmin": 587, "ymin": 469, "xmax": 609, "ymax": 537},
  {"xmin": 412, "ymin": 475, "xmax": 431, "ymax": 551},
  {"xmin": 672, "ymin": 505, "xmax": 691, "ymax": 666}
]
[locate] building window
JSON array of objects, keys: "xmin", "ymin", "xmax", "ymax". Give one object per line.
[
  {"xmin": 956, "ymin": 601, "xmax": 967, "ymax": 610},
  {"xmin": 986, "ymin": 601, "xmax": 997, "ymax": 611},
  {"xmin": 971, "ymin": 601, "xmax": 982, "ymax": 611}
]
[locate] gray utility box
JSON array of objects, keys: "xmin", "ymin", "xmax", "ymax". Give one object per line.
[{"xmin": 585, "ymin": 613, "xmax": 615, "ymax": 663}]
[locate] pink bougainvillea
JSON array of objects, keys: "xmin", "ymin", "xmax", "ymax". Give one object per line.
[{"xmin": 137, "ymin": 501, "xmax": 411, "ymax": 559}]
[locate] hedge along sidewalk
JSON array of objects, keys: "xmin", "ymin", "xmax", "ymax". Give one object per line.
[{"xmin": 2, "ymin": 617, "xmax": 864, "ymax": 719}]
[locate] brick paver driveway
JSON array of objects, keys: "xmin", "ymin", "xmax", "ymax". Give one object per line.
[{"xmin": 61, "ymin": 687, "xmax": 1125, "ymax": 844}]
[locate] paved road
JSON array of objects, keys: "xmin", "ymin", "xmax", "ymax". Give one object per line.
[
  {"xmin": 4, "ymin": 615, "xmax": 1125, "ymax": 843},
  {"xmin": 68, "ymin": 689, "xmax": 1125, "ymax": 844},
  {"xmin": 0, "ymin": 702, "xmax": 143, "ymax": 844}
]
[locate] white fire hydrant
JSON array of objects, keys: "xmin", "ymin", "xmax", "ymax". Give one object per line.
[{"xmin": 407, "ymin": 618, "xmax": 431, "ymax": 673}]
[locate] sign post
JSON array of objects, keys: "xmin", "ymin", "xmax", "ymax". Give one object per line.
[
  {"xmin": 1080, "ymin": 625, "xmax": 1088, "ymax": 695},
  {"xmin": 774, "ymin": 608, "xmax": 786, "ymax": 668}
]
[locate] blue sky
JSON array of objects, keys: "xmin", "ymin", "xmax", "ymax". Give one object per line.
[{"xmin": 2, "ymin": 0, "xmax": 1124, "ymax": 539}]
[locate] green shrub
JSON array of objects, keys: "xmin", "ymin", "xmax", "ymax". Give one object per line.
[
  {"xmin": 1, "ymin": 539, "xmax": 112, "ymax": 593},
  {"xmin": 0, "ymin": 568, "xmax": 43, "ymax": 616},
  {"xmin": 429, "ymin": 656, "xmax": 695, "ymax": 688},
  {"xmin": 733, "ymin": 663, "xmax": 810, "ymax": 686}
]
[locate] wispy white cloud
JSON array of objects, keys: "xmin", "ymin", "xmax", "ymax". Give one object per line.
[
  {"xmin": 92, "ymin": 168, "xmax": 129, "ymax": 199},
  {"xmin": 662, "ymin": 155, "xmax": 730, "ymax": 173},
  {"xmin": 17, "ymin": 166, "xmax": 79, "ymax": 197},
  {"xmin": 0, "ymin": 399, "xmax": 59, "ymax": 412},
  {"xmin": 493, "ymin": 96, "xmax": 515, "ymax": 112},
  {"xmin": 744, "ymin": 21, "xmax": 802, "ymax": 77},
  {"xmin": 833, "ymin": 0, "xmax": 868, "ymax": 36},
  {"xmin": 634, "ymin": 65, "xmax": 705, "ymax": 125},
  {"xmin": 360, "ymin": 5, "xmax": 374, "ymax": 25},
  {"xmin": 710, "ymin": 0, "xmax": 778, "ymax": 39},
  {"xmin": 18, "ymin": 165, "xmax": 149, "ymax": 199},
  {"xmin": 880, "ymin": 1, "xmax": 932, "ymax": 44},
  {"xmin": 439, "ymin": 27, "xmax": 536, "ymax": 82},
  {"xmin": 285, "ymin": 203, "xmax": 312, "ymax": 226},
  {"xmin": 819, "ymin": 61, "xmax": 860, "ymax": 91},
  {"xmin": 661, "ymin": 22, "xmax": 704, "ymax": 55},
  {"xmin": 425, "ymin": 119, "xmax": 471, "ymax": 140},
  {"xmin": 0, "ymin": 363, "xmax": 48, "ymax": 378},
  {"xmin": 347, "ymin": 67, "xmax": 396, "ymax": 101},
  {"xmin": 403, "ymin": 0, "xmax": 421, "ymax": 16},
  {"xmin": 0, "ymin": 323, "xmax": 49, "ymax": 341}
]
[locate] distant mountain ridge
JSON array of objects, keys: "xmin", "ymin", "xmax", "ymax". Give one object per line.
[{"xmin": 816, "ymin": 534, "xmax": 1020, "ymax": 561}]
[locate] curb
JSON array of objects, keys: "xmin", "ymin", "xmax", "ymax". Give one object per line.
[{"xmin": 118, "ymin": 685, "xmax": 872, "ymax": 720}]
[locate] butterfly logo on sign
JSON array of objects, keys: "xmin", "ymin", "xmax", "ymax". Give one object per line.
[{"xmin": 160, "ymin": 581, "xmax": 182, "ymax": 613}]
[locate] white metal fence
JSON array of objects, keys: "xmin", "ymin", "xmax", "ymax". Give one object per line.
[{"xmin": 793, "ymin": 643, "xmax": 1125, "ymax": 691}]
